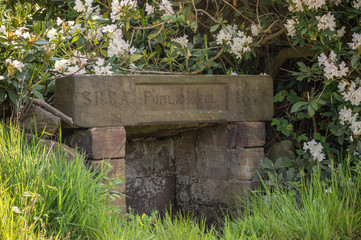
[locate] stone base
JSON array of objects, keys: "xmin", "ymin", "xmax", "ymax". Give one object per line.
[{"xmin": 68, "ymin": 122, "xmax": 265, "ymax": 219}]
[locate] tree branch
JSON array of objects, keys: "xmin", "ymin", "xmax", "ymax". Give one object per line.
[{"xmin": 31, "ymin": 98, "xmax": 74, "ymax": 127}]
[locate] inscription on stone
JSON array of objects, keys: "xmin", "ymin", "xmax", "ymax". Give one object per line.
[
  {"xmin": 136, "ymin": 84, "xmax": 227, "ymax": 111},
  {"xmin": 54, "ymin": 75, "xmax": 273, "ymax": 127},
  {"xmin": 81, "ymin": 89, "xmax": 134, "ymax": 106}
]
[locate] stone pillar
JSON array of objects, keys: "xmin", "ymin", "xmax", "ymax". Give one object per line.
[
  {"xmin": 125, "ymin": 139, "xmax": 175, "ymax": 215},
  {"xmin": 175, "ymin": 122, "xmax": 265, "ymax": 221},
  {"xmin": 68, "ymin": 127, "xmax": 127, "ymax": 213}
]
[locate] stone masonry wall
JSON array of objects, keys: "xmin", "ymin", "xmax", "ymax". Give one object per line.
[{"xmin": 124, "ymin": 122, "xmax": 265, "ymax": 217}]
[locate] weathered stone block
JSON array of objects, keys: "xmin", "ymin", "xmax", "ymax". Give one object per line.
[
  {"xmin": 91, "ymin": 159, "xmax": 126, "ymax": 213},
  {"xmin": 226, "ymin": 122, "xmax": 265, "ymax": 148},
  {"xmin": 126, "ymin": 176, "xmax": 175, "ymax": 215},
  {"xmin": 91, "ymin": 158, "xmax": 126, "ymax": 192},
  {"xmin": 21, "ymin": 105, "xmax": 61, "ymax": 135},
  {"xmin": 55, "ymin": 75, "xmax": 273, "ymax": 127},
  {"xmin": 125, "ymin": 139, "xmax": 175, "ymax": 178},
  {"xmin": 175, "ymin": 125, "xmax": 264, "ymax": 180},
  {"xmin": 68, "ymin": 127, "xmax": 126, "ymax": 159},
  {"xmin": 177, "ymin": 176, "xmax": 259, "ymax": 206}
]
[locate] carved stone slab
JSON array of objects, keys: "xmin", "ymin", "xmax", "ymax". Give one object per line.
[{"xmin": 55, "ymin": 74, "xmax": 273, "ymax": 127}]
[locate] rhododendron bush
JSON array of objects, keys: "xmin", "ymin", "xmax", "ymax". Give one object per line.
[{"xmin": 1, "ymin": 0, "xmax": 361, "ymax": 166}]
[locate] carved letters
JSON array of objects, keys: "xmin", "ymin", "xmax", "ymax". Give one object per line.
[
  {"xmin": 81, "ymin": 89, "xmax": 134, "ymax": 106},
  {"xmin": 54, "ymin": 75, "xmax": 273, "ymax": 127}
]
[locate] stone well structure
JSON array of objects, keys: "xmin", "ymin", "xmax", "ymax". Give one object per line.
[{"xmin": 54, "ymin": 74, "xmax": 273, "ymax": 217}]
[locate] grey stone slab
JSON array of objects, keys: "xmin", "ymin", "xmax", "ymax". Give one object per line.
[{"xmin": 55, "ymin": 74, "xmax": 273, "ymax": 127}]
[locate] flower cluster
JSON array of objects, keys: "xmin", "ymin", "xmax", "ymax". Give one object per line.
[
  {"xmin": 349, "ymin": 32, "xmax": 361, "ymax": 50},
  {"xmin": 317, "ymin": 51, "xmax": 348, "ymax": 80},
  {"xmin": 303, "ymin": 139, "xmax": 326, "ymax": 162},
  {"xmin": 107, "ymin": 29, "xmax": 136, "ymax": 58},
  {"xmin": 5, "ymin": 59, "xmax": 25, "ymax": 73},
  {"xmin": 338, "ymin": 78, "xmax": 361, "ymax": 106},
  {"xmin": 289, "ymin": 0, "xmax": 326, "ymax": 12},
  {"xmin": 316, "ymin": 12, "xmax": 336, "ymax": 31},
  {"xmin": 111, "ymin": 0, "xmax": 137, "ymax": 21},
  {"xmin": 216, "ymin": 25, "xmax": 253, "ymax": 60},
  {"xmin": 285, "ymin": 18, "xmax": 298, "ymax": 37},
  {"xmin": 172, "ymin": 35, "xmax": 188, "ymax": 48},
  {"xmin": 159, "ymin": 0, "xmax": 174, "ymax": 17}
]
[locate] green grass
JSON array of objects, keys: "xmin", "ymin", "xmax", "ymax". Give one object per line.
[
  {"xmin": 1, "ymin": 123, "xmax": 361, "ymax": 239},
  {"xmin": 222, "ymin": 160, "xmax": 361, "ymax": 240}
]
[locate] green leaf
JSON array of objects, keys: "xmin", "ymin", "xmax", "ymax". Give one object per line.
[
  {"xmin": 95, "ymin": 17, "xmax": 109, "ymax": 24},
  {"xmin": 129, "ymin": 54, "xmax": 143, "ymax": 63},
  {"xmin": 308, "ymin": 104, "xmax": 315, "ymax": 117},
  {"xmin": 210, "ymin": 24, "xmax": 219, "ymax": 32},
  {"xmin": 291, "ymin": 101, "xmax": 307, "ymax": 113},
  {"xmin": 0, "ymin": 91, "xmax": 5, "ymax": 102},
  {"xmin": 31, "ymin": 88, "xmax": 44, "ymax": 101},
  {"xmin": 274, "ymin": 92, "xmax": 285, "ymax": 102},
  {"xmin": 274, "ymin": 158, "xmax": 284, "ymax": 169},
  {"xmin": 351, "ymin": 54, "xmax": 360, "ymax": 69},
  {"xmin": 35, "ymin": 40, "xmax": 50, "ymax": 45},
  {"xmin": 7, "ymin": 88, "xmax": 18, "ymax": 105}
]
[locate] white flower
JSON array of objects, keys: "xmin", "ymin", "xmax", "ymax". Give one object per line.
[
  {"xmin": 67, "ymin": 21, "xmax": 75, "ymax": 27},
  {"xmin": 0, "ymin": 76, "xmax": 4, "ymax": 80},
  {"xmin": 285, "ymin": 19, "xmax": 298, "ymax": 37},
  {"xmin": 316, "ymin": 12, "xmax": 336, "ymax": 31},
  {"xmin": 303, "ymin": 139, "xmax": 325, "ymax": 162},
  {"xmin": 46, "ymin": 28, "xmax": 58, "ymax": 41},
  {"xmin": 56, "ymin": 17, "xmax": 64, "ymax": 26},
  {"xmin": 336, "ymin": 26, "xmax": 346, "ymax": 38},
  {"xmin": 6, "ymin": 59, "xmax": 25, "ymax": 72},
  {"xmin": 307, "ymin": 0, "xmax": 325, "ymax": 10},
  {"xmin": 107, "ymin": 29, "xmax": 135, "ymax": 57},
  {"xmin": 92, "ymin": 58, "xmax": 113, "ymax": 75},
  {"xmin": 172, "ymin": 35, "xmax": 188, "ymax": 48},
  {"xmin": 111, "ymin": 0, "xmax": 137, "ymax": 21},
  {"xmin": 351, "ymin": 121, "xmax": 361, "ymax": 136},
  {"xmin": 229, "ymin": 30, "xmax": 253, "ymax": 60},
  {"xmin": 67, "ymin": 65, "xmax": 86, "ymax": 74},
  {"xmin": 339, "ymin": 106, "xmax": 358, "ymax": 125},
  {"xmin": 230, "ymin": 71, "xmax": 238, "ymax": 75},
  {"xmin": 54, "ymin": 59, "xmax": 69, "ymax": 72},
  {"xmin": 216, "ymin": 25, "xmax": 237, "ymax": 45},
  {"xmin": 349, "ymin": 32, "xmax": 361, "ymax": 50},
  {"xmin": 12, "ymin": 206, "xmax": 21, "ymax": 214},
  {"xmin": 354, "ymin": 0, "xmax": 361, "ymax": 9},
  {"xmin": 102, "ymin": 24, "xmax": 117, "ymax": 33},
  {"xmin": 0, "ymin": 25, "xmax": 6, "ymax": 34},
  {"xmin": 160, "ymin": 0, "xmax": 174, "ymax": 16},
  {"xmin": 74, "ymin": 0, "xmax": 86, "ymax": 12},
  {"xmin": 340, "ymin": 80, "xmax": 361, "ymax": 106},
  {"xmin": 250, "ymin": 24, "xmax": 260, "ymax": 36},
  {"xmin": 145, "ymin": 3, "xmax": 155, "ymax": 15},
  {"xmin": 317, "ymin": 51, "xmax": 348, "ymax": 80}
]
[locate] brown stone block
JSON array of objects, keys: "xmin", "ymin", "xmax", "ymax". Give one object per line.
[
  {"xmin": 91, "ymin": 158, "xmax": 126, "ymax": 192},
  {"xmin": 236, "ymin": 147, "xmax": 264, "ymax": 166},
  {"xmin": 189, "ymin": 178, "xmax": 260, "ymax": 205},
  {"xmin": 125, "ymin": 139, "xmax": 175, "ymax": 178},
  {"xmin": 227, "ymin": 122, "xmax": 265, "ymax": 148},
  {"xmin": 125, "ymin": 176, "xmax": 175, "ymax": 215},
  {"xmin": 55, "ymin": 74, "xmax": 273, "ymax": 127},
  {"xmin": 174, "ymin": 133, "xmax": 197, "ymax": 176},
  {"xmin": 68, "ymin": 127, "xmax": 126, "ymax": 159},
  {"xmin": 91, "ymin": 159, "xmax": 126, "ymax": 213}
]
